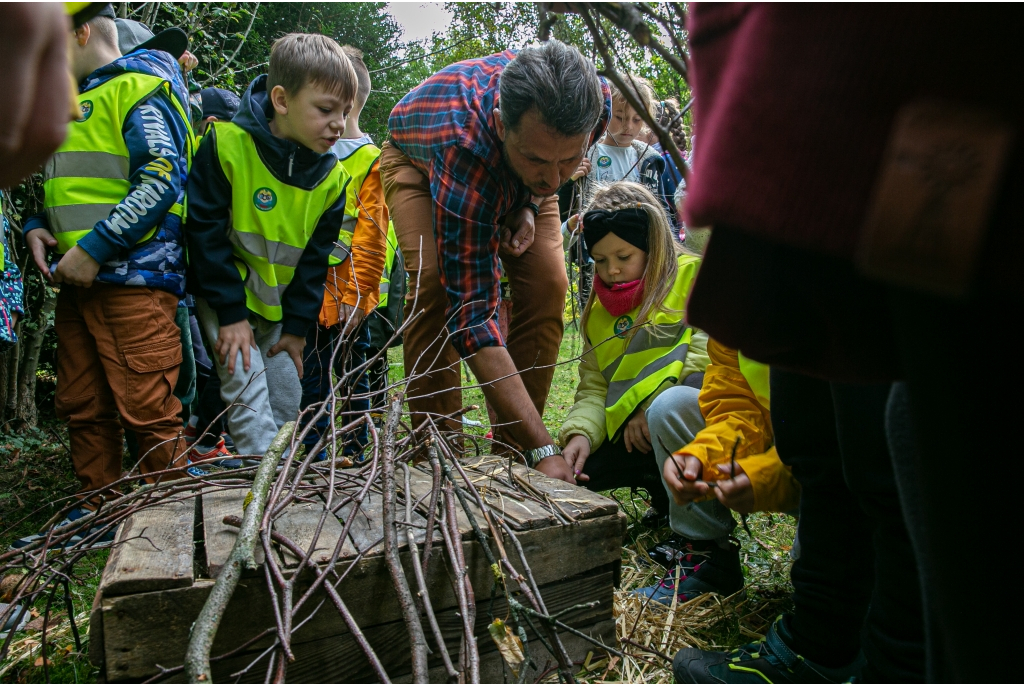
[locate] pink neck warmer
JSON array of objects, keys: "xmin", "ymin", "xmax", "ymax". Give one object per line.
[{"xmin": 593, "ymin": 277, "xmax": 645, "ymax": 317}]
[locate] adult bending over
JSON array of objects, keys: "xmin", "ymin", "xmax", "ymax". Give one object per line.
[{"xmin": 380, "ymin": 40, "xmax": 610, "ymax": 482}]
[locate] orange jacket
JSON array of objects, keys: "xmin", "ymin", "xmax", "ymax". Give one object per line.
[
  {"xmin": 674, "ymin": 338, "xmax": 800, "ymax": 513},
  {"xmin": 319, "ymin": 158, "xmax": 388, "ymax": 325}
]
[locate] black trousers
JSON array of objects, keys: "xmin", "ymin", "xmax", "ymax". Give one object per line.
[
  {"xmin": 886, "ymin": 286, "xmax": 1023, "ymax": 682},
  {"xmin": 581, "ymin": 436, "xmax": 669, "ymax": 513},
  {"xmin": 771, "ymin": 370, "xmax": 925, "ymax": 681}
]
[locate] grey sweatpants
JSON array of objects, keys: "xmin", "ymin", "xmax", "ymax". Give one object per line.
[
  {"xmin": 195, "ymin": 299, "xmax": 301, "ymax": 457},
  {"xmin": 647, "ymin": 385, "xmax": 737, "ymax": 541}
]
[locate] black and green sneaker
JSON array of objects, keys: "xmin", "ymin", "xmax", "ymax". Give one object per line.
[{"xmin": 673, "ymin": 616, "xmax": 864, "ymax": 683}]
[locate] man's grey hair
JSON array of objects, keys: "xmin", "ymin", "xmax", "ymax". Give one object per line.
[{"xmin": 499, "ymin": 40, "xmax": 604, "ymax": 137}]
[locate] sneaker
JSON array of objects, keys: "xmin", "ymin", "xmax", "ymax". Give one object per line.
[
  {"xmin": 673, "ymin": 616, "xmax": 864, "ymax": 683},
  {"xmin": 648, "ymin": 535, "xmax": 715, "ymax": 571},
  {"xmin": 10, "ymin": 506, "xmax": 116, "ymax": 551},
  {"xmin": 188, "ymin": 438, "xmax": 244, "ymax": 469},
  {"xmin": 221, "ymin": 431, "xmax": 236, "ymax": 452},
  {"xmin": 641, "ymin": 506, "xmax": 669, "ymax": 529},
  {"xmin": 635, "ymin": 538, "xmax": 744, "ymax": 606}
]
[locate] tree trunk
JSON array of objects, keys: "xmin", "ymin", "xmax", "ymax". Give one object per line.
[{"xmin": 15, "ymin": 287, "xmax": 56, "ymax": 430}]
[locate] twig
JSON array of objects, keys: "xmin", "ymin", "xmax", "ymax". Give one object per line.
[
  {"xmin": 184, "ymin": 422, "xmax": 294, "ymax": 683},
  {"xmin": 380, "ymin": 397, "xmax": 429, "ymax": 682}
]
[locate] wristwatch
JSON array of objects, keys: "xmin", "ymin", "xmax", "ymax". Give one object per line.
[{"xmin": 523, "ymin": 444, "xmax": 559, "ymax": 468}]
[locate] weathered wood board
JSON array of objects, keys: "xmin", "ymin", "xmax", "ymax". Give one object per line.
[{"xmin": 91, "ymin": 455, "xmax": 627, "ymax": 683}]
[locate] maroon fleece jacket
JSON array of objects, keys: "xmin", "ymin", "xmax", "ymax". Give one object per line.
[{"xmin": 683, "ymin": 4, "xmax": 1024, "ymax": 380}]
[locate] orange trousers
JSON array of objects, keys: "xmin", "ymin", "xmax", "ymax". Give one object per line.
[{"xmin": 55, "ymin": 283, "xmax": 184, "ymax": 497}]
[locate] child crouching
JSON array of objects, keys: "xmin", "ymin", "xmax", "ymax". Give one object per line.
[{"xmin": 558, "ymin": 181, "xmax": 708, "ymax": 518}]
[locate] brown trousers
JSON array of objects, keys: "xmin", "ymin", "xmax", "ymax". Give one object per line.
[
  {"xmin": 379, "ymin": 143, "xmax": 568, "ymax": 434},
  {"xmin": 55, "ymin": 283, "xmax": 184, "ymax": 496}
]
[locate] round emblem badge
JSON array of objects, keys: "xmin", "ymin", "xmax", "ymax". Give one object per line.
[
  {"xmin": 78, "ymin": 101, "xmax": 93, "ymax": 122},
  {"xmin": 597, "ymin": 155, "xmax": 612, "ymax": 168},
  {"xmin": 253, "ymin": 187, "xmax": 277, "ymax": 211},
  {"xmin": 613, "ymin": 315, "xmax": 633, "ymax": 337}
]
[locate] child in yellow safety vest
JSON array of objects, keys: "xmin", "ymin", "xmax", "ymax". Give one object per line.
[
  {"xmin": 634, "ymin": 340, "xmax": 800, "ymax": 605},
  {"xmin": 299, "ymin": 46, "xmax": 388, "ymax": 461},
  {"xmin": 558, "ymin": 180, "xmax": 709, "ymax": 525}
]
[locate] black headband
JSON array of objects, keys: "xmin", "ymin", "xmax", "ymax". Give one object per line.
[{"xmin": 582, "ymin": 207, "xmax": 650, "ymax": 254}]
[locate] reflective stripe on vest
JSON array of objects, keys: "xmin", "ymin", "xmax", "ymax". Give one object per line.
[
  {"xmin": 737, "ymin": 352, "xmax": 771, "ymax": 412},
  {"xmin": 331, "ymin": 142, "xmax": 381, "ymax": 265},
  {"xmin": 43, "ymin": 71, "xmax": 195, "ymax": 254},
  {"xmin": 378, "ymin": 220, "xmax": 398, "ymax": 309},
  {"xmin": 213, "ymin": 121, "xmax": 350, "ymax": 322},
  {"xmin": 586, "ymin": 254, "xmax": 702, "ymax": 439}
]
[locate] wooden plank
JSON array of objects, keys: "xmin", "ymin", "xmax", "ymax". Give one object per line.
[
  {"xmin": 103, "ymin": 568, "xmax": 615, "ymax": 683},
  {"xmin": 335, "ymin": 488, "xmax": 385, "ymax": 558},
  {"xmin": 272, "ymin": 497, "xmax": 346, "ymax": 567},
  {"xmin": 100, "ymin": 512, "xmax": 625, "ymax": 681},
  {"xmin": 98, "ymin": 495, "xmax": 195, "ymax": 597},
  {"xmin": 202, "ymin": 487, "xmax": 263, "ymax": 578},
  {"xmin": 467, "ymin": 456, "xmax": 620, "ymax": 521}
]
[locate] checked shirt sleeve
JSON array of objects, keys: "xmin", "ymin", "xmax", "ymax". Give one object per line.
[{"xmin": 430, "ymin": 145, "xmax": 506, "ymax": 357}]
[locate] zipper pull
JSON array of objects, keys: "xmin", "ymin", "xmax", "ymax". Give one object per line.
[{"xmin": 288, "ymin": 151, "xmax": 294, "ymax": 177}]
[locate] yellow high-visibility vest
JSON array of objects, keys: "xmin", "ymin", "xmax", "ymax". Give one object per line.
[
  {"xmin": 737, "ymin": 352, "xmax": 771, "ymax": 411},
  {"xmin": 586, "ymin": 253, "xmax": 701, "ymax": 438},
  {"xmin": 213, "ymin": 121, "xmax": 350, "ymax": 322},
  {"xmin": 43, "ymin": 71, "xmax": 195, "ymax": 254},
  {"xmin": 378, "ymin": 220, "xmax": 398, "ymax": 309}
]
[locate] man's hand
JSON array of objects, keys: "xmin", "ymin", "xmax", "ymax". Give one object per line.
[
  {"xmin": 0, "ymin": 3, "xmax": 72, "ymax": 188},
  {"xmin": 535, "ymin": 454, "xmax": 575, "ymax": 484},
  {"xmin": 216, "ymin": 319, "xmax": 257, "ymax": 375},
  {"xmin": 713, "ymin": 462, "xmax": 756, "ymax": 514},
  {"xmin": 567, "ymin": 213, "xmax": 581, "ymax": 236},
  {"xmin": 662, "ymin": 453, "xmax": 711, "ymax": 505},
  {"xmin": 269, "ymin": 333, "xmax": 306, "ymax": 378},
  {"xmin": 500, "ymin": 206, "xmax": 536, "ymax": 258},
  {"xmin": 570, "ymin": 157, "xmax": 592, "ymax": 181},
  {"xmin": 53, "ymin": 246, "xmax": 100, "ymax": 287},
  {"xmin": 25, "ymin": 228, "xmax": 57, "ymax": 282},
  {"xmin": 337, "ymin": 303, "xmax": 366, "ymax": 337},
  {"xmin": 623, "ymin": 411, "xmax": 652, "ymax": 453},
  {"xmin": 561, "ymin": 434, "xmax": 591, "ymax": 481}
]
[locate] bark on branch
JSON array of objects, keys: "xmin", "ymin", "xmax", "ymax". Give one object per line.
[{"xmin": 184, "ymin": 422, "xmax": 295, "ymax": 683}]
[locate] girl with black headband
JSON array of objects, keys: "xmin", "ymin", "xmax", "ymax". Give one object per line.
[{"xmin": 558, "ymin": 181, "xmax": 800, "ymax": 608}]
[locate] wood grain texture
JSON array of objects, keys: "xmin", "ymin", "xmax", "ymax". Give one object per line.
[
  {"xmin": 98, "ymin": 495, "xmax": 195, "ymax": 597},
  {"xmin": 103, "ymin": 569, "xmax": 616, "ymax": 683},
  {"xmin": 202, "ymin": 487, "xmax": 263, "ymax": 578},
  {"xmin": 272, "ymin": 497, "xmax": 346, "ymax": 567}
]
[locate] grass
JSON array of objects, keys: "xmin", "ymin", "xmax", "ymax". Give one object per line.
[{"xmin": 0, "ymin": 313, "xmax": 794, "ymax": 683}]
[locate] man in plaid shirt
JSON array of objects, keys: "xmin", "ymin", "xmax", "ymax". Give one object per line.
[{"xmin": 381, "ymin": 40, "xmax": 609, "ymax": 482}]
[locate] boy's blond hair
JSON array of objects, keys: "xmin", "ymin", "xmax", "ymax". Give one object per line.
[
  {"xmin": 608, "ymin": 75, "xmax": 656, "ymax": 119},
  {"xmin": 341, "ymin": 46, "xmax": 371, "ymax": 109},
  {"xmin": 268, "ymin": 33, "xmax": 357, "ymax": 103},
  {"xmin": 582, "ymin": 181, "xmax": 692, "ymax": 346}
]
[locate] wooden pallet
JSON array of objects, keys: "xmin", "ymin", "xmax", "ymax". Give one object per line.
[{"xmin": 90, "ymin": 456, "xmax": 626, "ymax": 683}]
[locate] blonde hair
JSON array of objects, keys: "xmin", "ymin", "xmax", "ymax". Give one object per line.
[
  {"xmin": 582, "ymin": 182, "xmax": 692, "ymax": 348},
  {"xmin": 268, "ymin": 33, "xmax": 357, "ymax": 103},
  {"xmin": 608, "ymin": 76, "xmax": 656, "ymax": 119}
]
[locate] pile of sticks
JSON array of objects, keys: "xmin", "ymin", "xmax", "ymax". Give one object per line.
[{"xmin": 0, "ymin": 315, "xmax": 617, "ymax": 684}]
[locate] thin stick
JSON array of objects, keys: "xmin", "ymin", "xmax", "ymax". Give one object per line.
[{"xmin": 184, "ymin": 422, "xmax": 294, "ymax": 683}]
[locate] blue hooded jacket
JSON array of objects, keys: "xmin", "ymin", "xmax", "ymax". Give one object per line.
[{"xmin": 25, "ymin": 49, "xmax": 192, "ymax": 297}]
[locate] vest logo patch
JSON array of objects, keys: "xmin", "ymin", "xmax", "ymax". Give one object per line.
[
  {"xmin": 614, "ymin": 315, "xmax": 633, "ymax": 338},
  {"xmin": 78, "ymin": 101, "xmax": 94, "ymax": 122},
  {"xmin": 597, "ymin": 155, "xmax": 612, "ymax": 168},
  {"xmin": 253, "ymin": 187, "xmax": 277, "ymax": 211}
]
